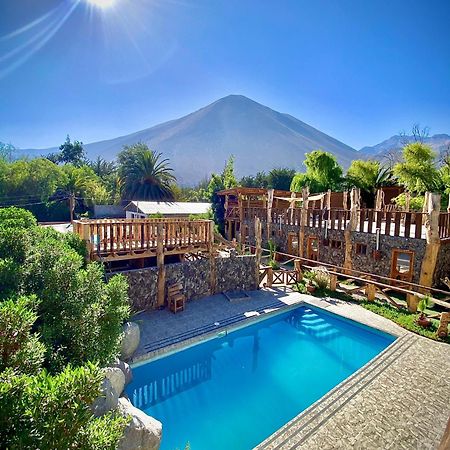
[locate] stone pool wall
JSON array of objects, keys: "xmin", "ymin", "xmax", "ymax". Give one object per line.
[{"xmin": 117, "ymin": 254, "xmax": 258, "ymax": 312}]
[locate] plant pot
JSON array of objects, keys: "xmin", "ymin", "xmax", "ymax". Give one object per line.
[
  {"xmin": 306, "ymin": 284, "xmax": 316, "ymax": 293},
  {"xmin": 372, "ymin": 250, "xmax": 382, "ymax": 260},
  {"xmin": 417, "ymin": 314, "xmax": 431, "ymax": 328}
]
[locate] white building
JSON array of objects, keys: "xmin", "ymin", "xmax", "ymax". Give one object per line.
[{"xmin": 124, "ymin": 201, "xmax": 212, "ymax": 219}]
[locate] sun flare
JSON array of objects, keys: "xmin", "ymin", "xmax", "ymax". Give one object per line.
[{"xmin": 85, "ymin": 0, "xmax": 117, "ymax": 9}]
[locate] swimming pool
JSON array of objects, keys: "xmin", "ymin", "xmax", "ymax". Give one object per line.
[{"xmin": 127, "ymin": 305, "xmax": 395, "ymax": 450}]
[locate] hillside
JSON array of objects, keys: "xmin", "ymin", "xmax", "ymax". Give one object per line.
[{"xmin": 20, "ymin": 95, "xmax": 357, "ymax": 184}]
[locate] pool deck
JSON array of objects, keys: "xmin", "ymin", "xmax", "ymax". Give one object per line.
[{"xmin": 131, "ymin": 289, "xmax": 450, "ymax": 450}]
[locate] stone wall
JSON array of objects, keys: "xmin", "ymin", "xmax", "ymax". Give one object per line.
[
  {"xmin": 116, "ymin": 255, "xmax": 258, "ymax": 312},
  {"xmin": 243, "ymin": 218, "xmax": 428, "ymax": 284},
  {"xmin": 433, "ymin": 240, "xmax": 450, "ymax": 286}
]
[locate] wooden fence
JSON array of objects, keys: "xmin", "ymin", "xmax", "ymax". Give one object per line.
[{"xmin": 237, "ymin": 207, "xmax": 450, "ymax": 240}]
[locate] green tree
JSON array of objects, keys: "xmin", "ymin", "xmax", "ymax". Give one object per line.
[
  {"xmin": 291, "ymin": 150, "xmax": 343, "ymax": 193},
  {"xmin": 0, "ymin": 142, "xmax": 16, "ymax": 162},
  {"xmin": 118, "ymin": 143, "xmax": 176, "ymax": 201},
  {"xmin": 240, "ymin": 171, "xmax": 269, "ymax": 188},
  {"xmin": 58, "ymin": 135, "xmax": 86, "ymax": 166},
  {"xmin": 346, "ymin": 160, "xmax": 394, "ymax": 193},
  {"xmin": 208, "ymin": 156, "xmax": 237, "ymax": 234},
  {"xmin": 0, "ymin": 364, "xmax": 127, "ymax": 450},
  {"xmin": 267, "ymin": 168, "xmax": 296, "ymax": 190},
  {"xmin": 393, "ymin": 142, "xmax": 441, "ymax": 194}
]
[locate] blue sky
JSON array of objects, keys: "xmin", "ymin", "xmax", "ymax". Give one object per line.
[{"xmin": 1, "ymin": 0, "xmax": 449, "ymax": 150}]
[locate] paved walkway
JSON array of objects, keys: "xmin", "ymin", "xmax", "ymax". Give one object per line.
[
  {"xmin": 132, "ymin": 287, "xmax": 300, "ymax": 361},
  {"xmin": 131, "ymin": 290, "xmax": 450, "ymax": 449}
]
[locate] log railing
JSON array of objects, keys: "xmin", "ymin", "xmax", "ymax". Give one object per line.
[
  {"xmin": 73, "ymin": 218, "xmax": 212, "ymax": 261},
  {"xmin": 238, "ymin": 207, "xmax": 440, "ymax": 239}
]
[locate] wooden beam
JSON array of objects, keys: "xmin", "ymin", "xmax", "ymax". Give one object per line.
[
  {"xmin": 255, "ymin": 217, "xmax": 262, "ymax": 288},
  {"xmin": 156, "ymin": 223, "xmax": 166, "ymax": 308},
  {"xmin": 267, "ymin": 188, "xmax": 274, "ymax": 240},
  {"xmin": 344, "ymin": 187, "xmax": 360, "ymax": 273},
  {"xmin": 208, "ymin": 221, "xmax": 217, "ymax": 295},
  {"xmin": 419, "ymin": 192, "xmax": 441, "ymax": 289}
]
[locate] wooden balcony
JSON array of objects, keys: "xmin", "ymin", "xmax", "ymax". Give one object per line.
[{"xmin": 73, "ymin": 218, "xmax": 213, "ymax": 262}]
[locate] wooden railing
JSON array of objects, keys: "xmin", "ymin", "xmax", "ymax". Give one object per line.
[
  {"xmin": 73, "ymin": 218, "xmax": 212, "ymax": 261},
  {"xmin": 439, "ymin": 212, "xmax": 450, "ymax": 239},
  {"xmin": 239, "ymin": 207, "xmax": 438, "ymax": 239}
]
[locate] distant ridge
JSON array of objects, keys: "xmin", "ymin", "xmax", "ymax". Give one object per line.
[
  {"xmin": 360, "ymin": 133, "xmax": 450, "ymax": 157},
  {"xmin": 20, "ymin": 95, "xmax": 358, "ymax": 184}
]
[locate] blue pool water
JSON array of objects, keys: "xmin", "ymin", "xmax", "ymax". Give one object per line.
[{"xmin": 127, "ymin": 306, "xmax": 395, "ymax": 450}]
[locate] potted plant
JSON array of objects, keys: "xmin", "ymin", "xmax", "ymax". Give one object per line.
[
  {"xmin": 303, "ymin": 271, "xmax": 317, "ymax": 293},
  {"xmin": 417, "ymin": 295, "xmax": 433, "ymax": 328}
]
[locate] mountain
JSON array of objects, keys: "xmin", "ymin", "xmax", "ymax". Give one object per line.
[
  {"xmin": 20, "ymin": 95, "xmax": 358, "ymax": 184},
  {"xmin": 360, "ymin": 134, "xmax": 450, "ymax": 157}
]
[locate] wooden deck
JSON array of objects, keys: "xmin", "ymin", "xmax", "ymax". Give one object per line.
[{"xmin": 73, "ymin": 218, "xmax": 213, "ymax": 261}]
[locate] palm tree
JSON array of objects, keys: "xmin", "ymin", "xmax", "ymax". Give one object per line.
[{"xmin": 118, "ymin": 144, "xmax": 176, "ymax": 201}]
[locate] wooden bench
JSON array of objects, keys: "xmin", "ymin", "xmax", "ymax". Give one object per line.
[{"xmin": 168, "ymin": 282, "xmax": 186, "ymax": 313}]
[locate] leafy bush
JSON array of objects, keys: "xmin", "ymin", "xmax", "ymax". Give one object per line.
[
  {"xmin": 392, "ymin": 193, "xmax": 424, "ymax": 211},
  {"xmin": 0, "ymin": 364, "xmax": 128, "ymax": 450},
  {"xmin": 0, "ymin": 207, "xmax": 130, "ymax": 372},
  {"xmin": 22, "ymin": 239, "xmax": 129, "ymax": 371},
  {"xmin": 0, "ymin": 206, "xmax": 37, "ymax": 230},
  {"xmin": 0, "ymin": 295, "xmax": 45, "ymax": 374}
]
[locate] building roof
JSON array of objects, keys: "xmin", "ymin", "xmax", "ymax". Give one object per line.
[{"xmin": 125, "ymin": 201, "xmax": 211, "ymax": 216}]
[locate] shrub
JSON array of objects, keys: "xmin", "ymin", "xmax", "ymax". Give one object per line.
[
  {"xmin": 0, "ymin": 206, "xmax": 37, "ymax": 230},
  {"xmin": 0, "ymin": 295, "xmax": 45, "ymax": 374},
  {"xmin": 22, "ymin": 240, "xmax": 129, "ymax": 371},
  {"xmin": 0, "ymin": 258, "xmax": 21, "ymax": 300},
  {"xmin": 312, "ymin": 266, "xmax": 330, "ymax": 290},
  {"xmin": 0, "ymin": 364, "xmax": 128, "ymax": 450}
]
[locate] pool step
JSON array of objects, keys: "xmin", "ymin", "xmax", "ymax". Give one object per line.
[{"xmin": 255, "ymin": 334, "xmax": 416, "ymax": 450}]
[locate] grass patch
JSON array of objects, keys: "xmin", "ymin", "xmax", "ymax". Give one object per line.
[{"xmin": 360, "ymin": 300, "xmax": 449, "ymax": 344}]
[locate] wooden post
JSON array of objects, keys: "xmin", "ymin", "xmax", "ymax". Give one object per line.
[
  {"xmin": 156, "ymin": 223, "xmax": 166, "ymax": 308},
  {"xmin": 437, "ymin": 312, "xmax": 450, "ymax": 338},
  {"xmin": 344, "ymin": 187, "xmax": 360, "ymax": 273},
  {"xmin": 255, "ymin": 218, "xmax": 262, "ymax": 288},
  {"xmin": 267, "ymin": 188, "xmax": 274, "ymax": 241},
  {"xmin": 330, "ymin": 274, "xmax": 337, "ymax": 291},
  {"xmin": 208, "ymin": 221, "xmax": 217, "ymax": 295},
  {"xmin": 78, "ymin": 221, "xmax": 93, "ymax": 262},
  {"xmin": 267, "ymin": 267, "xmax": 273, "ymax": 288},
  {"xmin": 365, "ymin": 283, "xmax": 376, "ymax": 301},
  {"xmin": 294, "ymin": 259, "xmax": 303, "ymax": 281},
  {"xmin": 419, "ymin": 192, "xmax": 441, "ymax": 288},
  {"xmin": 299, "ymin": 186, "xmax": 309, "ymax": 258},
  {"xmin": 326, "ymin": 189, "xmax": 331, "ymax": 211},
  {"xmin": 343, "ymin": 190, "xmax": 348, "ymax": 210},
  {"xmin": 406, "ymin": 294, "xmax": 419, "ymax": 313},
  {"xmin": 238, "ymin": 193, "xmax": 244, "ymax": 245},
  {"xmin": 375, "ymin": 189, "xmax": 383, "ymax": 211},
  {"xmin": 69, "ymin": 193, "xmax": 75, "ymax": 223}
]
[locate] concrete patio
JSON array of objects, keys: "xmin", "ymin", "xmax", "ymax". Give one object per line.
[{"xmin": 130, "ymin": 289, "xmax": 450, "ymax": 449}]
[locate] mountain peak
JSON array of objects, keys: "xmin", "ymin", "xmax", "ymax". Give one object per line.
[{"xmin": 21, "ymin": 96, "xmax": 358, "ymax": 185}]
